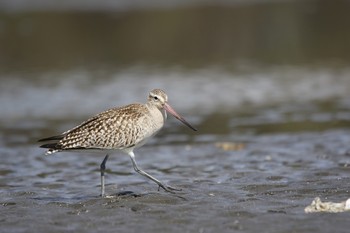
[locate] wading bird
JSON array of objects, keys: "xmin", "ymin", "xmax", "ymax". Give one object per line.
[{"xmin": 38, "ymin": 89, "xmax": 197, "ymax": 196}]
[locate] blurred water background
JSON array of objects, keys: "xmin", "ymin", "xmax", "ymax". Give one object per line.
[{"xmin": 1, "ymin": 0, "xmax": 350, "ymax": 232}]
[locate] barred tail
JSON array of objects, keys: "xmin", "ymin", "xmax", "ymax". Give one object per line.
[
  {"xmin": 39, "ymin": 143, "xmax": 62, "ymax": 155},
  {"xmin": 38, "ymin": 135, "xmax": 64, "ymax": 155}
]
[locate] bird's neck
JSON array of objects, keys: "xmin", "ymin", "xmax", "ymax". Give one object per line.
[{"xmin": 146, "ymin": 103, "xmax": 167, "ymax": 121}]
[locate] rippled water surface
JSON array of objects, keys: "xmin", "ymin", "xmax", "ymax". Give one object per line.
[{"xmin": 1, "ymin": 1, "xmax": 350, "ymax": 232}]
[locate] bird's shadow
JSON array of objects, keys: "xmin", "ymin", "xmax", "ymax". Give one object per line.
[
  {"xmin": 105, "ymin": 190, "xmax": 187, "ymax": 201},
  {"xmin": 31, "ymin": 189, "xmax": 187, "ymax": 204},
  {"xmin": 104, "ymin": 190, "xmax": 142, "ymax": 199}
]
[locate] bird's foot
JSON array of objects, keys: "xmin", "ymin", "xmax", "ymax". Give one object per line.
[
  {"xmin": 100, "ymin": 193, "xmax": 114, "ymax": 199},
  {"xmin": 158, "ymin": 183, "xmax": 182, "ymax": 193}
]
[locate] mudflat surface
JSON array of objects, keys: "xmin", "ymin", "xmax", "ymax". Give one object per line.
[{"xmin": 1, "ymin": 124, "xmax": 350, "ymax": 232}]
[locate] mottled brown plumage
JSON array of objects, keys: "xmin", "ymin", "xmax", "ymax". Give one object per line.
[
  {"xmin": 40, "ymin": 104, "xmax": 163, "ymax": 153},
  {"xmin": 39, "ymin": 89, "xmax": 197, "ymax": 196}
]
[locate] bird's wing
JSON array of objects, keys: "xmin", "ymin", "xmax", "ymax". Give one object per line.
[{"xmin": 39, "ymin": 103, "xmax": 149, "ymax": 151}]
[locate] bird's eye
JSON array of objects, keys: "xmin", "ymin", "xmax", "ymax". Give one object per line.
[{"xmin": 153, "ymin": 96, "xmax": 159, "ymax": 100}]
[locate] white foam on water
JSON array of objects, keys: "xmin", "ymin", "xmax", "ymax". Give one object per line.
[{"xmin": 1, "ymin": 66, "xmax": 350, "ymax": 119}]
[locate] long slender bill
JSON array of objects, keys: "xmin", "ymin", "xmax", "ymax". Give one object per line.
[{"xmin": 164, "ymin": 103, "xmax": 197, "ymax": 131}]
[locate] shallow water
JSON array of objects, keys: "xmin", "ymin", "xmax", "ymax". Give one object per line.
[
  {"xmin": 1, "ymin": 1, "xmax": 350, "ymax": 232},
  {"xmin": 2, "ymin": 131, "xmax": 350, "ymax": 233}
]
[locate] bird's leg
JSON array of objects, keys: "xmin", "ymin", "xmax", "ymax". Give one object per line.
[
  {"xmin": 128, "ymin": 151, "xmax": 181, "ymax": 193},
  {"xmin": 100, "ymin": 154, "xmax": 109, "ymax": 197}
]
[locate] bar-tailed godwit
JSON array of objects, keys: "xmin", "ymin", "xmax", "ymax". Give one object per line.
[{"xmin": 39, "ymin": 89, "xmax": 197, "ymax": 196}]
